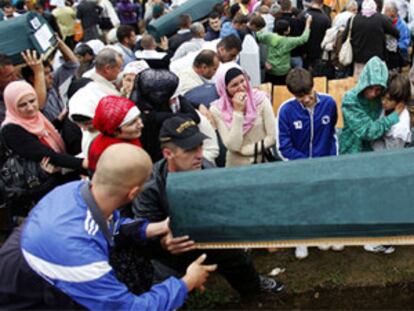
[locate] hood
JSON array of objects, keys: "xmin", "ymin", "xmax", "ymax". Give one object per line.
[
  {"xmin": 354, "ymin": 56, "xmax": 388, "ymax": 96},
  {"xmin": 130, "ymin": 69, "xmax": 179, "ymax": 111}
]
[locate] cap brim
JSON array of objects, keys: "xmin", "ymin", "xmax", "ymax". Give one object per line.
[{"xmin": 173, "ymin": 132, "xmax": 209, "ymax": 150}]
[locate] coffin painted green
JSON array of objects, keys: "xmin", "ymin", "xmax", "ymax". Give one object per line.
[
  {"xmin": 147, "ymin": 0, "xmax": 222, "ymax": 40},
  {"xmin": 168, "ymin": 148, "xmax": 414, "ymax": 244},
  {"xmin": 0, "ymin": 12, "xmax": 57, "ymax": 65}
]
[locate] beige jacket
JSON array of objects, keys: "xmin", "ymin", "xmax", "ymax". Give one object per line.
[{"xmin": 210, "ymin": 97, "xmax": 276, "ymax": 167}]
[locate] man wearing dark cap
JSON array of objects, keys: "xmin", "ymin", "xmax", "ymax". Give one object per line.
[{"xmin": 133, "ymin": 116, "xmax": 284, "ymax": 296}]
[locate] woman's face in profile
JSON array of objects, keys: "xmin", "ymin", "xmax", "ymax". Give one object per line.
[
  {"xmin": 17, "ymin": 94, "xmax": 39, "ymax": 119},
  {"xmin": 226, "ymin": 74, "xmax": 247, "ymax": 98}
]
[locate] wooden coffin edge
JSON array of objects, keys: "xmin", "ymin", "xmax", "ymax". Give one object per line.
[{"xmin": 195, "ymin": 235, "xmax": 414, "ymax": 249}]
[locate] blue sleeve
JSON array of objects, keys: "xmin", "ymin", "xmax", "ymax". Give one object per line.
[
  {"xmin": 277, "ymin": 106, "xmax": 307, "ymax": 160},
  {"xmin": 398, "ymin": 23, "xmax": 411, "ymax": 52},
  {"xmin": 57, "ymin": 270, "xmax": 188, "ymax": 311}
]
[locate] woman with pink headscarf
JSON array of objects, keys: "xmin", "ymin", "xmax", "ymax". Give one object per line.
[
  {"xmin": 342, "ymin": 0, "xmax": 399, "ymax": 78},
  {"xmin": 210, "ymin": 63, "xmax": 276, "ymax": 167},
  {"xmin": 1, "ymin": 81, "xmax": 88, "ymax": 173}
]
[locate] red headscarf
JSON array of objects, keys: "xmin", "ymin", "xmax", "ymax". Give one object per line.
[{"xmin": 88, "ymin": 96, "xmax": 142, "ymax": 171}]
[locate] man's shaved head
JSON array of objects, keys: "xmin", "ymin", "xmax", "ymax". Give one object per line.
[{"xmin": 93, "ymin": 144, "xmax": 153, "ymax": 195}]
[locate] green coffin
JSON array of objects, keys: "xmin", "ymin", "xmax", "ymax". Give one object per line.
[
  {"xmin": 147, "ymin": 0, "xmax": 222, "ymax": 40},
  {"xmin": 0, "ymin": 12, "xmax": 57, "ymax": 65},
  {"xmin": 167, "ymin": 149, "xmax": 414, "ymax": 248}
]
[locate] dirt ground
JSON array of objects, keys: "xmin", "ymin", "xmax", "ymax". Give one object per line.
[{"xmin": 185, "ymin": 246, "xmax": 414, "ymax": 309}]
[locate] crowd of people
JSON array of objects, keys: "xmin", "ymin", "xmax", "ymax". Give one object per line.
[{"xmin": 0, "ymin": 0, "xmax": 414, "ymax": 309}]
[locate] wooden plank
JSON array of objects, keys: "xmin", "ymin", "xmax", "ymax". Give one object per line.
[
  {"xmin": 314, "ymin": 76, "xmax": 328, "ymax": 93},
  {"xmin": 258, "ymin": 83, "xmax": 272, "ymax": 101},
  {"xmin": 328, "ymin": 77, "xmax": 356, "ymax": 128},
  {"xmin": 272, "ymin": 77, "xmax": 328, "ymax": 116},
  {"xmin": 272, "ymin": 85, "xmax": 293, "ymax": 115}
]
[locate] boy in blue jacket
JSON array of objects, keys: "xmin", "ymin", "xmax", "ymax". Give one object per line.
[
  {"xmin": 276, "ymin": 68, "xmax": 339, "ymax": 258},
  {"xmin": 277, "ymin": 68, "xmax": 338, "ymax": 160}
]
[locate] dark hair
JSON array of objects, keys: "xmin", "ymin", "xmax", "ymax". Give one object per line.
[
  {"xmin": 280, "ymin": 0, "xmax": 292, "ymax": 11},
  {"xmin": 152, "ymin": 2, "xmax": 164, "ymax": 19},
  {"xmin": 71, "ymin": 114, "xmax": 92, "ymax": 123},
  {"xmin": 386, "ymin": 73, "xmax": 411, "ymax": 103},
  {"xmin": 209, "ymin": 11, "xmax": 220, "ymax": 20},
  {"xmin": 0, "ymin": 54, "xmax": 12, "ymax": 68},
  {"xmin": 249, "ymin": 13, "xmax": 266, "ymax": 30},
  {"xmin": 116, "ymin": 25, "xmax": 135, "ymax": 43},
  {"xmin": 179, "ymin": 14, "xmax": 192, "ymax": 28},
  {"xmin": 21, "ymin": 60, "xmax": 52, "ymax": 82},
  {"xmin": 286, "ymin": 68, "xmax": 314, "ymax": 96},
  {"xmin": 275, "ymin": 19, "xmax": 290, "ymax": 35},
  {"xmin": 233, "ymin": 13, "xmax": 249, "ymax": 25},
  {"xmin": 229, "ymin": 3, "xmax": 241, "ymax": 19},
  {"xmin": 193, "ymin": 50, "xmax": 218, "ymax": 67},
  {"xmin": 311, "ymin": 0, "xmax": 323, "ymax": 5},
  {"xmin": 213, "ymin": 3, "xmax": 224, "ymax": 16},
  {"xmin": 217, "ymin": 34, "xmax": 242, "ymax": 52},
  {"xmin": 374, "ymin": 0, "xmax": 383, "ymax": 12},
  {"xmin": 1, "ymin": 0, "xmax": 13, "ymax": 8},
  {"xmin": 74, "ymin": 43, "xmax": 94, "ymax": 57}
]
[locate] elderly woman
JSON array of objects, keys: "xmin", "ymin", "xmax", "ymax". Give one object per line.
[
  {"xmin": 342, "ymin": 0, "xmax": 399, "ymax": 78},
  {"xmin": 120, "ymin": 60, "xmax": 149, "ymax": 98},
  {"xmin": 2, "ymin": 81, "xmax": 88, "ymax": 173},
  {"xmin": 88, "ymin": 95, "xmax": 143, "ymax": 171},
  {"xmin": 210, "ymin": 63, "xmax": 276, "ymax": 167}
]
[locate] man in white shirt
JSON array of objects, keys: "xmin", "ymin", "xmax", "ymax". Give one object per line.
[
  {"xmin": 176, "ymin": 50, "xmax": 219, "ymax": 94},
  {"xmin": 172, "ymin": 22, "xmax": 206, "ymax": 61},
  {"xmin": 69, "ymin": 48, "xmax": 123, "ymax": 156}
]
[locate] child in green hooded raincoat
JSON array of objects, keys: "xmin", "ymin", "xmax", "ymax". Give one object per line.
[{"xmin": 340, "ymin": 56, "xmax": 405, "ymax": 154}]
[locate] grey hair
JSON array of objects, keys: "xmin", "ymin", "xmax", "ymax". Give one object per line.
[
  {"xmin": 270, "ymin": 2, "xmax": 281, "ymax": 15},
  {"xmin": 95, "ymin": 48, "xmax": 123, "ymax": 70},
  {"xmin": 384, "ymin": 0, "xmax": 398, "ymax": 12},
  {"xmin": 345, "ymin": 0, "xmax": 358, "ymax": 10},
  {"xmin": 190, "ymin": 22, "xmax": 205, "ymax": 37}
]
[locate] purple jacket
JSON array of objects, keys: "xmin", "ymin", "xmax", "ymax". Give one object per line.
[{"xmin": 117, "ymin": 0, "xmax": 141, "ymax": 25}]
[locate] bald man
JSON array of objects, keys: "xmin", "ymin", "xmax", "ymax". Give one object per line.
[{"xmin": 0, "ymin": 144, "xmax": 216, "ymax": 310}]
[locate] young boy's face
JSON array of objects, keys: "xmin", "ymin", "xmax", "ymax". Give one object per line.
[
  {"xmin": 295, "ymin": 90, "xmax": 316, "ymax": 108},
  {"xmin": 382, "ymin": 94, "xmax": 398, "ymax": 112}
]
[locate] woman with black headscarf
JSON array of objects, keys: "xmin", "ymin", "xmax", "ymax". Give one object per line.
[{"xmin": 130, "ymin": 68, "xmax": 200, "ymax": 162}]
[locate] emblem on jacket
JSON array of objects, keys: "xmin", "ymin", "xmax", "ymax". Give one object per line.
[
  {"xmin": 322, "ymin": 116, "xmax": 330, "ymax": 125},
  {"xmin": 293, "ymin": 120, "xmax": 302, "ymax": 129}
]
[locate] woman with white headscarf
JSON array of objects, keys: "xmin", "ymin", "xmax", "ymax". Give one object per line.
[{"xmin": 342, "ymin": 0, "xmax": 399, "ymax": 78}]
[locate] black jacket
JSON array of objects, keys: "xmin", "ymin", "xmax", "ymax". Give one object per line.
[
  {"xmin": 304, "ymin": 7, "xmax": 331, "ymax": 62},
  {"xmin": 342, "ymin": 13, "xmax": 399, "ymax": 63},
  {"xmin": 2, "ymin": 123, "xmax": 83, "ymax": 170},
  {"xmin": 76, "ymin": 1, "xmax": 102, "ymax": 29},
  {"xmin": 132, "ymin": 159, "xmax": 215, "ymax": 222},
  {"xmin": 168, "ymin": 31, "xmax": 193, "ymax": 57}
]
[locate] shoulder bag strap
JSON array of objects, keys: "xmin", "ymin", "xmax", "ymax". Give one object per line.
[{"xmin": 347, "ymin": 16, "xmax": 355, "ymax": 41}]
